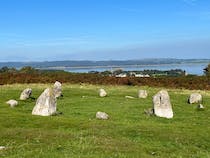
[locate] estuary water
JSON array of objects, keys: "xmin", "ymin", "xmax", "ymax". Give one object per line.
[{"xmin": 62, "ymin": 63, "xmax": 209, "ymax": 75}]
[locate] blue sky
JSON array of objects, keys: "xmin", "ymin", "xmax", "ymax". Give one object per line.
[{"xmin": 0, "ymin": 0, "xmax": 210, "ymax": 61}]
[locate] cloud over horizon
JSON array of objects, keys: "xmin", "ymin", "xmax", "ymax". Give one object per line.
[{"xmin": 0, "ymin": 38, "xmax": 209, "ymax": 62}]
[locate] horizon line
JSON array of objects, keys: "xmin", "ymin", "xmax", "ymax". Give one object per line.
[{"xmin": 0, "ymin": 58, "xmax": 210, "ymax": 63}]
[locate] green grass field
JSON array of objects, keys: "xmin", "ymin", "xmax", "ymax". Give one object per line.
[{"xmin": 0, "ymin": 84, "xmax": 210, "ymax": 158}]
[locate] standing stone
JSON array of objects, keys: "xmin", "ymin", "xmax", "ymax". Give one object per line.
[
  {"xmin": 54, "ymin": 81, "xmax": 62, "ymax": 98},
  {"xmin": 138, "ymin": 90, "xmax": 148, "ymax": 98},
  {"xmin": 99, "ymin": 89, "xmax": 107, "ymax": 97},
  {"xmin": 188, "ymin": 93, "xmax": 202, "ymax": 104},
  {"xmin": 6, "ymin": 99, "xmax": 18, "ymax": 107},
  {"xmin": 96, "ymin": 111, "xmax": 109, "ymax": 120},
  {"xmin": 153, "ymin": 90, "xmax": 173, "ymax": 119},
  {"xmin": 20, "ymin": 88, "xmax": 32, "ymax": 100},
  {"xmin": 32, "ymin": 88, "xmax": 57, "ymax": 116}
]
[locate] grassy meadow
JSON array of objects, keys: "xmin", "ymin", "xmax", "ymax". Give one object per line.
[{"xmin": 0, "ymin": 84, "xmax": 210, "ymax": 158}]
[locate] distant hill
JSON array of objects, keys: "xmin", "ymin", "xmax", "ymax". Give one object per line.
[{"xmin": 0, "ymin": 59, "xmax": 210, "ymax": 69}]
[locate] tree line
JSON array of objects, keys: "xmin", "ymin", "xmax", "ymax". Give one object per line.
[{"xmin": 0, "ymin": 64, "xmax": 209, "ymax": 90}]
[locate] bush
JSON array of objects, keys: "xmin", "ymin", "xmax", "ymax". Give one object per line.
[
  {"xmin": 0, "ymin": 66, "xmax": 209, "ymax": 90},
  {"xmin": 204, "ymin": 64, "xmax": 210, "ymax": 77}
]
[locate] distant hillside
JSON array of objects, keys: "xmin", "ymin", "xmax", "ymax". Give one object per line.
[{"xmin": 0, "ymin": 59, "xmax": 210, "ymax": 68}]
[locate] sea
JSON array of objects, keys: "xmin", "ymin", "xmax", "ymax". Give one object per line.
[{"xmin": 62, "ymin": 63, "xmax": 209, "ymax": 76}]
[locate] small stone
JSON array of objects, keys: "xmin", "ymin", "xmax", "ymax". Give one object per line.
[
  {"xmin": 197, "ymin": 104, "xmax": 204, "ymax": 109},
  {"xmin": 20, "ymin": 88, "xmax": 32, "ymax": 100},
  {"xmin": 138, "ymin": 90, "xmax": 148, "ymax": 98},
  {"xmin": 99, "ymin": 89, "xmax": 107, "ymax": 97},
  {"xmin": 151, "ymin": 152, "xmax": 156, "ymax": 155},
  {"xmin": 96, "ymin": 111, "xmax": 109, "ymax": 120},
  {"xmin": 0, "ymin": 146, "xmax": 6, "ymax": 150},
  {"xmin": 125, "ymin": 96, "xmax": 135, "ymax": 99},
  {"xmin": 188, "ymin": 93, "xmax": 202, "ymax": 104},
  {"xmin": 144, "ymin": 108, "xmax": 154, "ymax": 116},
  {"xmin": 6, "ymin": 99, "xmax": 18, "ymax": 107}
]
